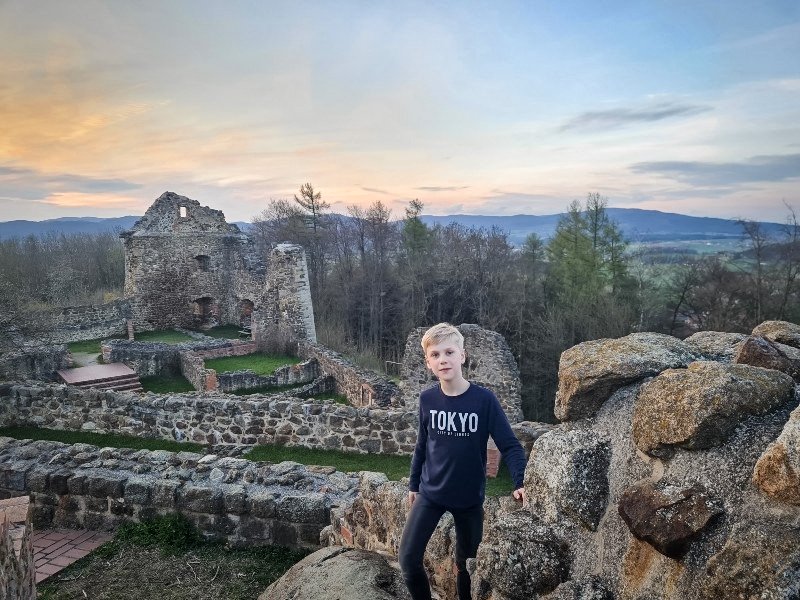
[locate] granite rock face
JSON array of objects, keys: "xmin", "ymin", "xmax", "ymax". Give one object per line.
[
  {"xmin": 753, "ymin": 402, "xmax": 800, "ymax": 505},
  {"xmin": 555, "ymin": 332, "xmax": 697, "ymax": 421},
  {"xmin": 258, "ymin": 546, "xmax": 411, "ymax": 600},
  {"xmin": 752, "ymin": 320, "xmax": 800, "ymax": 349},
  {"xmin": 473, "ymin": 511, "xmax": 570, "ymax": 599},
  {"xmin": 524, "ymin": 429, "xmax": 611, "ymax": 530},
  {"xmin": 618, "ymin": 481, "xmax": 723, "ymax": 558},
  {"xmin": 540, "ymin": 576, "xmax": 613, "ymax": 600},
  {"xmin": 400, "ymin": 324, "xmax": 524, "ymax": 422},
  {"xmin": 733, "ymin": 335, "xmax": 800, "ymax": 381},
  {"xmin": 684, "ymin": 331, "xmax": 747, "ymax": 362},
  {"xmin": 699, "ymin": 522, "xmax": 800, "ymax": 600},
  {"xmin": 633, "ymin": 361, "xmax": 795, "ymax": 457}
]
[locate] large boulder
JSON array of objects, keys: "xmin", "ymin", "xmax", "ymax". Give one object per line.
[
  {"xmin": 633, "ymin": 361, "xmax": 795, "ymax": 457},
  {"xmin": 752, "ymin": 320, "xmax": 800, "ymax": 349},
  {"xmin": 540, "ymin": 576, "xmax": 613, "ymax": 600},
  {"xmin": 699, "ymin": 522, "xmax": 800, "ymax": 600},
  {"xmin": 258, "ymin": 546, "xmax": 411, "ymax": 600},
  {"xmin": 555, "ymin": 333, "xmax": 697, "ymax": 421},
  {"xmin": 684, "ymin": 331, "xmax": 747, "ymax": 362},
  {"xmin": 753, "ymin": 402, "xmax": 800, "ymax": 505},
  {"xmin": 617, "ymin": 480, "xmax": 723, "ymax": 558},
  {"xmin": 733, "ymin": 335, "xmax": 800, "ymax": 381},
  {"xmin": 473, "ymin": 511, "xmax": 570, "ymax": 599},
  {"xmin": 524, "ymin": 429, "xmax": 611, "ymax": 531}
]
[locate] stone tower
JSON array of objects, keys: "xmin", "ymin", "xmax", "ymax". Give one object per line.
[{"xmin": 121, "ymin": 191, "xmax": 316, "ymax": 341}]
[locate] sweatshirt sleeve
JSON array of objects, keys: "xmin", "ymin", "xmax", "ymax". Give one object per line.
[
  {"xmin": 488, "ymin": 394, "xmax": 527, "ymax": 490},
  {"xmin": 408, "ymin": 399, "xmax": 427, "ymax": 492}
]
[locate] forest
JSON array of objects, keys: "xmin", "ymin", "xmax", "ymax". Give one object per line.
[{"xmin": 1, "ymin": 187, "xmax": 798, "ymax": 422}]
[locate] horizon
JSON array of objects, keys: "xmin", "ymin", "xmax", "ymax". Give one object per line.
[{"xmin": 1, "ymin": 1, "xmax": 799, "ymax": 223}]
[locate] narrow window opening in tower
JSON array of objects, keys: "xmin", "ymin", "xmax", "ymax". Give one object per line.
[{"xmin": 180, "ymin": 206, "xmax": 187, "ymax": 218}]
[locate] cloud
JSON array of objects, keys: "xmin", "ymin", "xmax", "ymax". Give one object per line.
[
  {"xmin": 360, "ymin": 186, "xmax": 390, "ymax": 195},
  {"xmin": 0, "ymin": 164, "xmax": 142, "ymax": 201},
  {"xmin": 415, "ymin": 185, "xmax": 469, "ymax": 192},
  {"xmin": 560, "ymin": 103, "xmax": 712, "ymax": 131},
  {"xmin": 630, "ymin": 153, "xmax": 800, "ymax": 185}
]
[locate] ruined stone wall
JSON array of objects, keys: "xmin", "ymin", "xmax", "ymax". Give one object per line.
[
  {"xmin": 298, "ymin": 341, "xmax": 400, "ymax": 408},
  {"xmin": 0, "ymin": 383, "xmax": 418, "ymax": 455},
  {"xmin": 102, "ymin": 338, "xmax": 252, "ymax": 378},
  {"xmin": 215, "ymin": 359, "xmax": 319, "ymax": 394},
  {"xmin": 122, "ymin": 192, "xmax": 265, "ymax": 332},
  {"xmin": 0, "ymin": 346, "xmax": 70, "ymax": 383},
  {"xmin": 44, "ymin": 299, "xmax": 130, "ymax": 344},
  {"xmin": 256, "ymin": 244, "xmax": 317, "ymax": 343},
  {"xmin": 400, "ymin": 324, "xmax": 524, "ymax": 423},
  {"xmin": 0, "ymin": 496, "xmax": 36, "ymax": 599},
  {"xmin": 0, "ymin": 438, "xmax": 360, "ymax": 550}
]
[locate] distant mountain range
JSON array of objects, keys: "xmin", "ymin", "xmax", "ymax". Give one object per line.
[{"xmin": 0, "ymin": 208, "xmax": 787, "ymax": 245}]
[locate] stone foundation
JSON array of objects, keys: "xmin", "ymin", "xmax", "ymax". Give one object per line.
[
  {"xmin": 0, "ymin": 383, "xmax": 419, "ymax": 455},
  {"xmin": 0, "ymin": 346, "xmax": 71, "ymax": 383},
  {"xmin": 46, "ymin": 300, "xmax": 130, "ymax": 344},
  {"xmin": 298, "ymin": 341, "xmax": 400, "ymax": 408},
  {"xmin": 0, "ymin": 438, "xmax": 361, "ymax": 550},
  {"xmin": 0, "ymin": 495, "xmax": 35, "ymax": 599}
]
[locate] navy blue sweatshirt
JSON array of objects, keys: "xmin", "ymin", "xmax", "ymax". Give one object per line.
[{"xmin": 408, "ymin": 382, "xmax": 527, "ymax": 509}]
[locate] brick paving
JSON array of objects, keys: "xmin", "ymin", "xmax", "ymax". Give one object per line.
[{"xmin": 31, "ymin": 528, "xmax": 113, "ymax": 583}]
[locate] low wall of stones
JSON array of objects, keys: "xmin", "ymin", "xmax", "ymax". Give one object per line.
[
  {"xmin": 0, "ymin": 383, "xmax": 418, "ymax": 455},
  {"xmin": 0, "ymin": 346, "xmax": 70, "ymax": 383},
  {"xmin": 0, "ymin": 495, "xmax": 36, "ymax": 599},
  {"xmin": 216, "ymin": 359, "xmax": 319, "ymax": 393},
  {"xmin": 102, "ymin": 339, "xmax": 252, "ymax": 378},
  {"xmin": 46, "ymin": 299, "xmax": 130, "ymax": 345},
  {"xmin": 179, "ymin": 351, "xmax": 216, "ymax": 391},
  {"xmin": 0, "ymin": 437, "xmax": 361, "ymax": 550},
  {"xmin": 298, "ymin": 341, "xmax": 400, "ymax": 408}
]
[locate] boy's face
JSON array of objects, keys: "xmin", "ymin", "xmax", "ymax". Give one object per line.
[{"xmin": 424, "ymin": 339, "xmax": 466, "ymax": 382}]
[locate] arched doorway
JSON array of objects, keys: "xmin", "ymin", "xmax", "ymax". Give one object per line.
[{"xmin": 192, "ymin": 296, "xmax": 217, "ymax": 328}]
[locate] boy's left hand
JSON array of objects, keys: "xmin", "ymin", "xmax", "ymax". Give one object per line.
[{"xmin": 512, "ymin": 487, "xmax": 528, "ymax": 508}]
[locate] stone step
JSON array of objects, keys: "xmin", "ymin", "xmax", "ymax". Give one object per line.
[{"xmin": 74, "ymin": 375, "xmax": 141, "ymax": 389}]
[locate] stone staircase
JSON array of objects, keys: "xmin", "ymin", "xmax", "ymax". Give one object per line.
[{"xmin": 57, "ymin": 363, "xmax": 143, "ymax": 393}]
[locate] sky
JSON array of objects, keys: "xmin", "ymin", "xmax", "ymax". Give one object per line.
[{"xmin": 1, "ymin": 0, "xmax": 799, "ymax": 223}]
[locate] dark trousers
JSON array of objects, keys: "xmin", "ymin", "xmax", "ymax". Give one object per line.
[{"xmin": 398, "ymin": 493, "xmax": 484, "ymax": 600}]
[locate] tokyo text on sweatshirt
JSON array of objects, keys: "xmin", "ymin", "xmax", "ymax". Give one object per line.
[{"xmin": 408, "ymin": 382, "xmax": 527, "ymax": 509}]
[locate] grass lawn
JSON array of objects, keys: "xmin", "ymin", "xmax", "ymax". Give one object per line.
[
  {"xmin": 134, "ymin": 329, "xmax": 195, "ymax": 344},
  {"xmin": 0, "ymin": 426, "xmax": 206, "ymax": 453},
  {"xmin": 311, "ymin": 392, "xmax": 349, "ymax": 404},
  {"xmin": 205, "ymin": 353, "xmax": 299, "ymax": 376},
  {"xmin": 244, "ymin": 443, "xmax": 515, "ymax": 497},
  {"xmin": 67, "ymin": 335, "xmax": 125, "ymax": 354},
  {"xmin": 140, "ymin": 375, "xmax": 195, "ymax": 393},
  {"xmin": 202, "ymin": 325, "xmax": 246, "ymax": 339}
]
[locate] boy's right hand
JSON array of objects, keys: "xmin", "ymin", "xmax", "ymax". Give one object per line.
[{"xmin": 408, "ymin": 491, "xmax": 417, "ymax": 508}]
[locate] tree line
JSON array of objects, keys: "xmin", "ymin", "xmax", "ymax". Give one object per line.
[
  {"xmin": 1, "ymin": 190, "xmax": 798, "ymax": 421},
  {"xmin": 253, "ymin": 186, "xmax": 800, "ymax": 421}
]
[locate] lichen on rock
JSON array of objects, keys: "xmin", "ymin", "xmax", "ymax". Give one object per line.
[{"xmin": 632, "ymin": 361, "xmax": 795, "ymax": 457}]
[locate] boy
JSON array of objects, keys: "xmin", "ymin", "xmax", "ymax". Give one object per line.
[{"xmin": 399, "ymin": 323, "xmax": 528, "ymax": 600}]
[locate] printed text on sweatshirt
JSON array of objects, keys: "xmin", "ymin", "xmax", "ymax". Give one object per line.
[{"xmin": 408, "ymin": 383, "xmax": 527, "ymax": 509}]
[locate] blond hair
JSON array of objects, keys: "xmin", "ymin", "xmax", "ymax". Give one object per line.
[{"xmin": 421, "ymin": 323, "xmax": 464, "ymax": 354}]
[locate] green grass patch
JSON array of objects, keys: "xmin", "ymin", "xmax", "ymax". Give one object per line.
[
  {"xmin": 0, "ymin": 426, "xmax": 205, "ymax": 453},
  {"xmin": 134, "ymin": 329, "xmax": 194, "ymax": 344},
  {"xmin": 140, "ymin": 375, "xmax": 195, "ymax": 393},
  {"xmin": 202, "ymin": 325, "xmax": 246, "ymax": 339},
  {"xmin": 67, "ymin": 335, "xmax": 125, "ymax": 354},
  {"xmin": 312, "ymin": 392, "xmax": 349, "ymax": 404},
  {"xmin": 244, "ymin": 444, "xmax": 514, "ymax": 496},
  {"xmin": 205, "ymin": 353, "xmax": 299, "ymax": 376}
]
